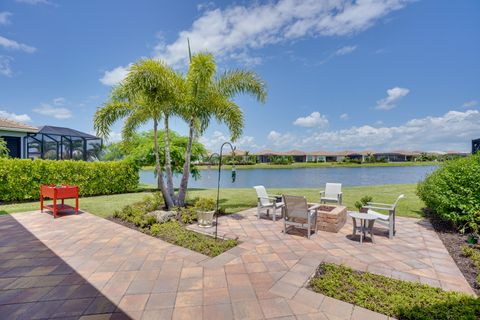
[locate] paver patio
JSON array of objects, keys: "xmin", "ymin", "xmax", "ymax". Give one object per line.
[{"xmin": 0, "ymin": 208, "xmax": 474, "ymax": 319}]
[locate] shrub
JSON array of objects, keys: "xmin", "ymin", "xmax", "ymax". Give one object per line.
[
  {"xmin": 462, "ymin": 246, "xmax": 480, "ymax": 284},
  {"xmin": 179, "ymin": 207, "xmax": 197, "ymax": 224},
  {"xmin": 113, "ymin": 193, "xmax": 163, "ymax": 227},
  {"xmin": 310, "ymin": 263, "xmax": 480, "ymax": 320},
  {"xmin": 151, "ymin": 220, "xmax": 237, "ymax": 257},
  {"xmin": 194, "ymin": 197, "xmax": 216, "ymax": 211},
  {"xmin": 0, "ymin": 158, "xmax": 139, "ymax": 201},
  {"xmin": 417, "ymin": 154, "xmax": 480, "ymax": 233}
]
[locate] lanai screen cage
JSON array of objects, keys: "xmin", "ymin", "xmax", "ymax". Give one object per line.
[{"xmin": 25, "ymin": 126, "xmax": 103, "ymax": 161}]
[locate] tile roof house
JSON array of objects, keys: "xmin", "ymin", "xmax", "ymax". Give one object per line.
[{"xmin": 0, "ymin": 118, "xmax": 38, "ymax": 158}]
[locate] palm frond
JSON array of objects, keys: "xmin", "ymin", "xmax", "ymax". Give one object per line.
[
  {"xmin": 93, "ymin": 101, "xmax": 132, "ymax": 138},
  {"xmin": 216, "ymin": 69, "xmax": 267, "ymax": 103}
]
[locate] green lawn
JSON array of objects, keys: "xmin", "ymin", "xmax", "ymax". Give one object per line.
[{"xmin": 0, "ymin": 184, "xmax": 423, "ymax": 219}]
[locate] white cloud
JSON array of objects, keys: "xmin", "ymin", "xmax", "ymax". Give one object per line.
[
  {"xmin": 15, "ymin": 0, "xmax": 52, "ymax": 5},
  {"xmin": 301, "ymin": 109, "xmax": 480, "ymax": 151},
  {"xmin": 200, "ymin": 131, "xmax": 257, "ymax": 151},
  {"xmin": 33, "ymin": 103, "xmax": 72, "ymax": 119},
  {"xmin": 150, "ymin": 0, "xmax": 409, "ymax": 66},
  {"xmin": 99, "ymin": 65, "xmax": 129, "ymax": 86},
  {"xmin": 0, "ymin": 56, "xmax": 13, "ymax": 77},
  {"xmin": 0, "ymin": 12, "xmax": 12, "ymax": 25},
  {"xmin": 267, "ymin": 130, "xmax": 296, "ymax": 147},
  {"xmin": 340, "ymin": 113, "xmax": 349, "ymax": 120},
  {"xmin": 334, "ymin": 45, "xmax": 357, "ymax": 56},
  {"xmin": 293, "ymin": 111, "xmax": 328, "ymax": 128},
  {"xmin": 463, "ymin": 100, "xmax": 478, "ymax": 108},
  {"xmin": 375, "ymin": 86, "xmax": 409, "ymax": 110},
  {"xmin": 0, "ymin": 110, "xmax": 31, "ymax": 122},
  {"xmin": 0, "ymin": 35, "xmax": 36, "ymax": 53},
  {"xmin": 53, "ymin": 97, "xmax": 66, "ymax": 106}
]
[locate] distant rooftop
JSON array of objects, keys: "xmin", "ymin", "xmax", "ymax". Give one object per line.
[{"xmin": 0, "ymin": 118, "xmax": 37, "ymax": 133}]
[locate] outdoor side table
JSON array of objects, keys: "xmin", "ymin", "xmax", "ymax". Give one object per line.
[
  {"xmin": 40, "ymin": 185, "xmax": 79, "ymax": 218},
  {"xmin": 349, "ymin": 212, "xmax": 377, "ymax": 244}
]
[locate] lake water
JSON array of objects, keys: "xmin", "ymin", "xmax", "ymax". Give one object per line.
[{"xmin": 139, "ymin": 165, "xmax": 437, "ymax": 188}]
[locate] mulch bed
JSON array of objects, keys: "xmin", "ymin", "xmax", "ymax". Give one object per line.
[{"xmin": 424, "ymin": 209, "xmax": 480, "ymax": 295}]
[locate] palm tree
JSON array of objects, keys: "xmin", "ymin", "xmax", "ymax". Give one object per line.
[
  {"xmin": 94, "ymin": 59, "xmax": 183, "ymax": 208},
  {"xmin": 176, "ymin": 53, "xmax": 267, "ymax": 206}
]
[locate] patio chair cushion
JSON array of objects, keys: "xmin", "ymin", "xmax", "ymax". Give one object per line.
[{"xmin": 367, "ymin": 209, "xmax": 389, "ymax": 221}]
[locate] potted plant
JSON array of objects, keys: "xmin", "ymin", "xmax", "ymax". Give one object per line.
[
  {"xmin": 195, "ymin": 197, "xmax": 216, "ymax": 228},
  {"xmin": 354, "ymin": 195, "xmax": 373, "ymax": 213}
]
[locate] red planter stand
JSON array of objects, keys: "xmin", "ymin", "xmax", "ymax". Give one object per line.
[{"xmin": 40, "ymin": 185, "xmax": 79, "ymax": 218}]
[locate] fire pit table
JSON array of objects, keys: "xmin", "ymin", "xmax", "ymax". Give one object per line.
[
  {"xmin": 40, "ymin": 185, "xmax": 79, "ymax": 218},
  {"xmin": 313, "ymin": 204, "xmax": 347, "ymax": 233}
]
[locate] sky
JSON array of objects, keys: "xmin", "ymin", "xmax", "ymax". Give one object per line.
[{"xmin": 0, "ymin": 0, "xmax": 479, "ymax": 153}]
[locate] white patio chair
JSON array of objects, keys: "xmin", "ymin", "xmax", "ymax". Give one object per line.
[
  {"xmin": 283, "ymin": 195, "xmax": 318, "ymax": 239},
  {"xmin": 363, "ymin": 194, "xmax": 405, "ymax": 239},
  {"xmin": 253, "ymin": 185, "xmax": 284, "ymax": 222},
  {"xmin": 320, "ymin": 183, "xmax": 343, "ymax": 205}
]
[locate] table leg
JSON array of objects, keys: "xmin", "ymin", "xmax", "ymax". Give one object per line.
[
  {"xmin": 369, "ymin": 220, "xmax": 375, "ymax": 243},
  {"xmin": 352, "ymin": 217, "xmax": 357, "ymax": 236},
  {"xmin": 75, "ymin": 196, "xmax": 78, "ymax": 214},
  {"xmin": 40, "ymin": 194, "xmax": 43, "ymax": 212},
  {"xmin": 53, "ymin": 198, "xmax": 57, "ymax": 218}
]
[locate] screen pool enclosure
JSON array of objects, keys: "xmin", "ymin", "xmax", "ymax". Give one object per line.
[{"xmin": 25, "ymin": 126, "xmax": 102, "ymax": 161}]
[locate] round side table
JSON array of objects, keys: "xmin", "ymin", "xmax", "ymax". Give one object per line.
[{"xmin": 348, "ymin": 212, "xmax": 377, "ymax": 244}]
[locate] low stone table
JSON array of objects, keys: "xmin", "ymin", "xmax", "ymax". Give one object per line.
[{"xmin": 314, "ymin": 204, "xmax": 347, "ymax": 233}]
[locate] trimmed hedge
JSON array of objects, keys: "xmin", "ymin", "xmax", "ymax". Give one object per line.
[
  {"xmin": 417, "ymin": 154, "xmax": 480, "ymax": 232},
  {"xmin": 0, "ymin": 158, "xmax": 139, "ymax": 201}
]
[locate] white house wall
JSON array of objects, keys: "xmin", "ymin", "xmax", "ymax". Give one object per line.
[{"xmin": 0, "ymin": 130, "xmax": 28, "ymax": 158}]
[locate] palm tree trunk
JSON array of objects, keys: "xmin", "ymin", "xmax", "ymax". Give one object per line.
[
  {"xmin": 154, "ymin": 119, "xmax": 174, "ymax": 208},
  {"xmin": 163, "ymin": 114, "xmax": 175, "ymax": 202},
  {"xmin": 177, "ymin": 118, "xmax": 195, "ymax": 206}
]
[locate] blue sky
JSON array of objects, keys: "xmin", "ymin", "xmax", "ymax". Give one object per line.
[{"xmin": 0, "ymin": 0, "xmax": 479, "ymax": 152}]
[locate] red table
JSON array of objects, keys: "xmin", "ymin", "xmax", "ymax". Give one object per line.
[{"xmin": 40, "ymin": 185, "xmax": 79, "ymax": 218}]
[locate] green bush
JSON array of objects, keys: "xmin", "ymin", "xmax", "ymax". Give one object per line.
[
  {"xmin": 310, "ymin": 263, "xmax": 480, "ymax": 320},
  {"xmin": 113, "ymin": 194, "xmax": 237, "ymax": 257},
  {"xmin": 194, "ymin": 197, "xmax": 216, "ymax": 211},
  {"xmin": 462, "ymin": 246, "xmax": 480, "ymax": 284},
  {"xmin": 179, "ymin": 207, "xmax": 197, "ymax": 224},
  {"xmin": 112, "ymin": 193, "xmax": 163, "ymax": 227},
  {"xmin": 0, "ymin": 158, "xmax": 139, "ymax": 201},
  {"xmin": 151, "ymin": 220, "xmax": 237, "ymax": 257},
  {"xmin": 417, "ymin": 154, "xmax": 480, "ymax": 232}
]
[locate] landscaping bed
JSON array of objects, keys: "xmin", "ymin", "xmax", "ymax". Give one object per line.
[
  {"xmin": 425, "ymin": 209, "xmax": 480, "ymax": 295},
  {"xmin": 109, "ymin": 193, "xmax": 237, "ymax": 257},
  {"xmin": 309, "ymin": 263, "xmax": 480, "ymax": 320}
]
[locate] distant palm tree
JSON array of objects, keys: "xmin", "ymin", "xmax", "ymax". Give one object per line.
[
  {"xmin": 176, "ymin": 53, "xmax": 267, "ymax": 206},
  {"xmin": 94, "ymin": 59, "xmax": 183, "ymax": 208}
]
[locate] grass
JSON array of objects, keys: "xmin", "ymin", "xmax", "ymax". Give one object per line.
[
  {"xmin": 309, "ymin": 263, "xmax": 480, "ymax": 320},
  {"xmin": 141, "ymin": 161, "xmax": 438, "ymax": 171},
  {"xmin": 0, "ymin": 184, "xmax": 423, "ymax": 218}
]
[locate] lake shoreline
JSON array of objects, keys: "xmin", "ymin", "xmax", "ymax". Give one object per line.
[{"xmin": 142, "ymin": 161, "xmax": 439, "ymax": 171}]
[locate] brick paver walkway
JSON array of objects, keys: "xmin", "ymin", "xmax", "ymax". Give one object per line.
[{"xmin": 0, "ymin": 209, "xmax": 473, "ymax": 320}]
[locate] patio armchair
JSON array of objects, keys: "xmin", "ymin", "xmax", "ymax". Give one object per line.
[
  {"xmin": 362, "ymin": 194, "xmax": 405, "ymax": 239},
  {"xmin": 253, "ymin": 185, "xmax": 284, "ymax": 222},
  {"xmin": 283, "ymin": 195, "xmax": 318, "ymax": 239},
  {"xmin": 320, "ymin": 183, "xmax": 343, "ymax": 205}
]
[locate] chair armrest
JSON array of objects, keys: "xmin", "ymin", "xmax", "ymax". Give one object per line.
[
  {"xmin": 367, "ymin": 202, "xmax": 394, "ymax": 207},
  {"xmin": 308, "ymin": 204, "xmax": 321, "ymax": 211},
  {"xmin": 363, "ymin": 205, "xmax": 394, "ymax": 211},
  {"xmin": 319, "ymin": 190, "xmax": 325, "ymax": 196}
]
